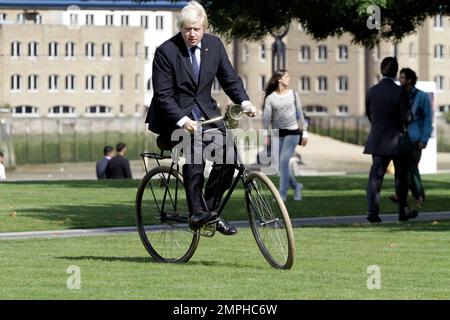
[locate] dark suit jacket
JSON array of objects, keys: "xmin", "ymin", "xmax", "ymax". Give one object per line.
[
  {"xmin": 145, "ymin": 32, "xmax": 249, "ymax": 136},
  {"xmin": 364, "ymin": 78, "xmax": 408, "ymax": 156},
  {"xmin": 105, "ymin": 155, "xmax": 132, "ymax": 179},
  {"xmin": 96, "ymin": 157, "xmax": 110, "ymax": 179}
]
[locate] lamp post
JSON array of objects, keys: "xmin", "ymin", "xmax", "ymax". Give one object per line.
[{"xmin": 271, "ymin": 25, "xmax": 289, "ymax": 73}]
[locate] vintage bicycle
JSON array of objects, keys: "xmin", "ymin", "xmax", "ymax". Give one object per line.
[{"xmin": 135, "ymin": 104, "xmax": 295, "ymax": 269}]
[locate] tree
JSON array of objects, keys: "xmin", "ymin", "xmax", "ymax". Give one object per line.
[{"xmin": 139, "ymin": 0, "xmax": 450, "ymax": 46}]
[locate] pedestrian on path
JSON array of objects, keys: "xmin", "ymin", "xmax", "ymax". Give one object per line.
[
  {"xmin": 0, "ymin": 151, "xmax": 6, "ymax": 181},
  {"xmin": 263, "ymin": 70, "xmax": 308, "ymax": 201}
]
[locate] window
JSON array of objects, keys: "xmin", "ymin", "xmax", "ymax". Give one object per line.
[
  {"xmin": 135, "ymin": 42, "xmax": 140, "ymax": 58},
  {"xmin": 435, "ymin": 75, "xmax": 444, "ymax": 91},
  {"xmin": 12, "ymin": 105, "xmax": 39, "ymax": 116},
  {"xmin": 28, "ymin": 74, "xmax": 38, "ymax": 91},
  {"xmin": 28, "ymin": 41, "xmax": 38, "ymax": 57},
  {"xmin": 106, "ymin": 14, "xmax": 114, "ymax": 26},
  {"xmin": 337, "ymin": 76, "xmax": 349, "ymax": 92},
  {"xmin": 145, "ymin": 46, "xmax": 149, "ymax": 60},
  {"xmin": 438, "ymin": 105, "xmax": 450, "ymax": 113},
  {"xmin": 337, "ymin": 45, "xmax": 348, "ymax": 61},
  {"xmin": 102, "ymin": 42, "xmax": 112, "ymax": 58},
  {"xmin": 242, "ymin": 45, "xmax": 249, "ymax": 62},
  {"xmin": 299, "ymin": 76, "xmax": 310, "ymax": 92},
  {"xmin": 65, "ymin": 42, "xmax": 75, "ymax": 58},
  {"xmin": 17, "ymin": 13, "xmax": 24, "ymax": 24},
  {"xmin": 304, "ymin": 105, "xmax": 328, "ymax": 114},
  {"xmin": 0, "ymin": 13, "xmax": 7, "ymax": 22},
  {"xmin": 102, "ymin": 75, "xmax": 112, "ymax": 91},
  {"xmin": 259, "ymin": 43, "xmax": 266, "ymax": 61},
  {"xmin": 317, "ymin": 76, "xmax": 327, "ymax": 92},
  {"xmin": 49, "ymin": 42, "xmax": 58, "ymax": 58},
  {"xmin": 49, "ymin": 105, "xmax": 76, "ymax": 116},
  {"xmin": 11, "ymin": 41, "xmax": 21, "ymax": 57},
  {"xmin": 317, "ymin": 45, "xmax": 327, "ymax": 61},
  {"xmin": 86, "ymin": 14, "xmax": 94, "ymax": 26},
  {"xmin": 156, "ymin": 15, "xmax": 164, "ymax": 30},
  {"xmin": 260, "ymin": 75, "xmax": 266, "ymax": 91},
  {"xmin": 242, "ymin": 75, "xmax": 248, "ymax": 90},
  {"xmin": 120, "ymin": 74, "xmax": 124, "ymax": 91},
  {"xmin": 337, "ymin": 105, "xmax": 349, "ymax": 115},
  {"xmin": 141, "ymin": 15, "xmax": 148, "ymax": 29},
  {"xmin": 85, "ymin": 105, "xmax": 112, "ymax": 116},
  {"xmin": 434, "ymin": 44, "xmax": 444, "ymax": 59},
  {"xmin": 392, "ymin": 43, "xmax": 399, "ymax": 57},
  {"xmin": 65, "ymin": 75, "xmax": 75, "ymax": 91},
  {"xmin": 11, "ymin": 74, "xmax": 21, "ymax": 91},
  {"xmin": 434, "ymin": 14, "xmax": 444, "ymax": 28},
  {"xmin": 35, "ymin": 14, "xmax": 42, "ymax": 24},
  {"xmin": 212, "ymin": 78, "xmax": 220, "ymax": 93},
  {"xmin": 70, "ymin": 14, "xmax": 78, "ymax": 25},
  {"xmin": 48, "ymin": 74, "xmax": 59, "ymax": 91},
  {"xmin": 299, "ymin": 46, "xmax": 310, "ymax": 62},
  {"xmin": 119, "ymin": 104, "xmax": 124, "ymax": 113},
  {"xmin": 86, "ymin": 42, "xmax": 95, "ymax": 58},
  {"xmin": 409, "ymin": 42, "xmax": 415, "ymax": 59},
  {"xmin": 120, "ymin": 42, "xmax": 124, "ymax": 58},
  {"xmin": 86, "ymin": 75, "xmax": 95, "ymax": 91},
  {"xmin": 135, "ymin": 74, "xmax": 140, "ymax": 91},
  {"xmin": 121, "ymin": 15, "xmax": 129, "ymax": 26}
]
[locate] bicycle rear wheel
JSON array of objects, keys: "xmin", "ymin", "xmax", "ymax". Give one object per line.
[
  {"xmin": 135, "ymin": 165, "xmax": 199, "ymax": 263},
  {"xmin": 245, "ymin": 171, "xmax": 295, "ymax": 269}
]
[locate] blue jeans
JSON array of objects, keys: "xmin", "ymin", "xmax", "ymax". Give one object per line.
[{"xmin": 278, "ymin": 134, "xmax": 300, "ymax": 198}]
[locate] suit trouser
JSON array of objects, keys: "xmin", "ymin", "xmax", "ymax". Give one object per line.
[
  {"xmin": 394, "ymin": 143, "xmax": 424, "ymax": 201},
  {"xmin": 367, "ymin": 154, "xmax": 409, "ymax": 215},
  {"xmin": 182, "ymin": 127, "xmax": 236, "ymax": 215}
]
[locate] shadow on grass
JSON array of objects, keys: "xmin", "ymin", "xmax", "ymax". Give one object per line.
[
  {"xmin": 2, "ymin": 179, "xmax": 140, "ymax": 189},
  {"xmin": 55, "ymin": 256, "xmax": 264, "ymax": 269},
  {"xmin": 17, "ymin": 203, "xmax": 136, "ymax": 230}
]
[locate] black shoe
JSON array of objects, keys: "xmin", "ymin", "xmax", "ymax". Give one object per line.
[
  {"xmin": 399, "ymin": 208, "xmax": 419, "ymax": 222},
  {"xmin": 367, "ymin": 214, "xmax": 382, "ymax": 223},
  {"xmin": 189, "ymin": 210, "xmax": 219, "ymax": 230},
  {"xmin": 216, "ymin": 218, "xmax": 237, "ymax": 236}
]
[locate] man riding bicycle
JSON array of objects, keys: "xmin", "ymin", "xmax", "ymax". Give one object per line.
[{"xmin": 145, "ymin": 1, "xmax": 256, "ymax": 235}]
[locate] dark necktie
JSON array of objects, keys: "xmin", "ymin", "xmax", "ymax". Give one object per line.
[
  {"xmin": 189, "ymin": 46, "xmax": 204, "ymax": 120},
  {"xmin": 190, "ymin": 46, "xmax": 200, "ymax": 83}
]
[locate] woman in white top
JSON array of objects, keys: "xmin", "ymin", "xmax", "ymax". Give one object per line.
[{"xmin": 263, "ymin": 70, "xmax": 308, "ymax": 201}]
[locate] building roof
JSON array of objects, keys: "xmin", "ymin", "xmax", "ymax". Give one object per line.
[{"xmin": 0, "ymin": 0, "xmax": 186, "ymax": 10}]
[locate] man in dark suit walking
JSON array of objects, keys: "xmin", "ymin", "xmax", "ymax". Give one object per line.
[
  {"xmin": 106, "ymin": 143, "xmax": 132, "ymax": 179},
  {"xmin": 364, "ymin": 57, "xmax": 418, "ymax": 222},
  {"xmin": 96, "ymin": 145, "xmax": 114, "ymax": 179},
  {"xmin": 145, "ymin": 1, "xmax": 256, "ymax": 235}
]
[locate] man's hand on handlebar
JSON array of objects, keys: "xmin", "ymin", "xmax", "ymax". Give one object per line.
[
  {"xmin": 243, "ymin": 104, "xmax": 257, "ymax": 118},
  {"xmin": 182, "ymin": 119, "xmax": 198, "ymax": 134}
]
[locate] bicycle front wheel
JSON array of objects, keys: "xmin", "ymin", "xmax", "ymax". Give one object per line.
[
  {"xmin": 135, "ymin": 165, "xmax": 199, "ymax": 263},
  {"xmin": 245, "ymin": 171, "xmax": 295, "ymax": 269}
]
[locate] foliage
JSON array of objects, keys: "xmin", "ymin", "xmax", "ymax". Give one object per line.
[{"xmin": 140, "ymin": 0, "xmax": 450, "ymax": 46}]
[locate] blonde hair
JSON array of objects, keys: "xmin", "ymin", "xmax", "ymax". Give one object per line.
[{"xmin": 177, "ymin": 1, "xmax": 208, "ymax": 30}]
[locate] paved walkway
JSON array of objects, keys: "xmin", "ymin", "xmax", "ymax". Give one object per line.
[{"xmin": 1, "ymin": 211, "xmax": 449, "ymax": 240}]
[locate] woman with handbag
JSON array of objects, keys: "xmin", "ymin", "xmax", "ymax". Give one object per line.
[{"xmin": 263, "ymin": 69, "xmax": 308, "ymax": 201}]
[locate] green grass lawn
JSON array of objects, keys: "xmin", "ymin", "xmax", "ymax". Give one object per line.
[
  {"xmin": 1, "ymin": 222, "xmax": 449, "ymax": 299},
  {"xmin": 1, "ymin": 173, "xmax": 450, "ymax": 232}
]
